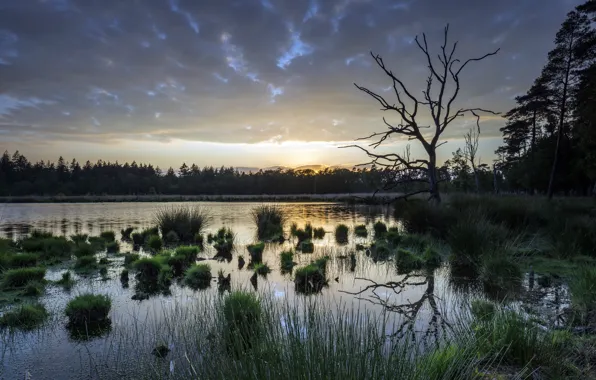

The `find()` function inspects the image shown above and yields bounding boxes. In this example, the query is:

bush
[373,221,387,236]
[570,267,596,324]
[335,224,349,244]
[155,206,212,243]
[65,293,111,325]
[106,241,119,254]
[121,227,134,240]
[222,291,262,355]
[99,231,116,243]
[184,263,212,289]
[9,253,38,268]
[2,267,46,289]
[252,205,286,241]
[124,253,140,266]
[0,303,48,330]
[253,263,271,276]
[247,242,265,263]
[354,224,368,237]
[313,227,325,239]
[74,255,97,270]
[280,250,295,271]
[299,240,314,253]
[147,235,163,252]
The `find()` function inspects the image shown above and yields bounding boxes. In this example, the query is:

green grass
[480,256,522,297]
[124,253,140,267]
[184,263,212,290]
[56,270,75,289]
[120,269,129,282]
[134,257,169,281]
[147,235,163,252]
[222,291,262,356]
[21,281,44,296]
[570,267,596,325]
[354,224,368,237]
[299,240,314,253]
[1,267,46,289]
[253,262,271,276]
[335,224,349,244]
[163,230,180,244]
[252,205,285,241]
[88,236,106,251]
[106,241,120,253]
[175,246,200,260]
[213,227,235,255]
[415,344,478,380]
[73,242,95,258]
[99,231,116,242]
[395,248,423,273]
[74,255,97,270]
[313,227,326,239]
[155,206,212,243]
[247,242,265,262]
[19,236,72,260]
[9,253,38,268]
[280,250,295,272]
[294,261,327,294]
[65,293,111,325]
[0,303,48,330]
[131,232,144,246]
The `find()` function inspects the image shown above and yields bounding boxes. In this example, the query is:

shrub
[299,240,314,253]
[9,253,38,268]
[147,235,163,252]
[99,231,116,243]
[252,205,285,241]
[65,293,111,325]
[0,303,48,330]
[222,291,262,355]
[373,221,387,236]
[155,206,211,243]
[253,263,271,276]
[184,263,212,289]
[313,227,325,239]
[570,267,596,324]
[73,242,95,258]
[2,267,46,289]
[335,224,349,244]
[124,253,140,266]
[280,250,295,271]
[106,241,119,254]
[247,242,265,263]
[354,224,368,237]
[294,264,326,294]
[120,227,134,240]
[74,255,97,270]
[57,271,75,289]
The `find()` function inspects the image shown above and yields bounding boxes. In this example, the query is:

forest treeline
[2,1,596,197]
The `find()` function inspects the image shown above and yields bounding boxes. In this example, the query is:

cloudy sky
[0,0,581,169]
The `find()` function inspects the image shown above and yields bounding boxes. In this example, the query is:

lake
[0,202,568,379]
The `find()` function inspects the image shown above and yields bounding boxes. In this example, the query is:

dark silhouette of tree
[347,25,498,203]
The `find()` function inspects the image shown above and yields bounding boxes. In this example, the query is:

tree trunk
[531,109,537,194]
[428,152,441,204]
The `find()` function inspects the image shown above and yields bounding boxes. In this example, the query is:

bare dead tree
[463,125,481,193]
[344,25,499,203]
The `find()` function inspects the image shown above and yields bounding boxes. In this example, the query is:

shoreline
[0,192,400,204]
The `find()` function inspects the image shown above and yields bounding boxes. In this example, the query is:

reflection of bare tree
[340,270,450,342]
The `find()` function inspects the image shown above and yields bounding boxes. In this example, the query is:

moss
[354,224,368,237]
[65,293,111,325]
[184,263,212,289]
[0,303,48,330]
[335,224,349,244]
[2,267,46,289]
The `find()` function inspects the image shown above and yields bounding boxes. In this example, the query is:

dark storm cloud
[0,0,582,147]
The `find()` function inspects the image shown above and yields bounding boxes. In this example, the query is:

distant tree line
[496,0,596,196]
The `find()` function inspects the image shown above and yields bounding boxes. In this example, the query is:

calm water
[0,202,567,379]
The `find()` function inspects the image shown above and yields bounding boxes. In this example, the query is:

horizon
[0,0,582,168]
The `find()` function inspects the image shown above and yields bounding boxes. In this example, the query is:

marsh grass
[73,242,96,258]
[1,267,46,289]
[106,241,120,254]
[19,235,72,261]
[74,255,97,270]
[134,256,169,281]
[247,242,264,263]
[252,205,285,241]
[294,257,329,294]
[0,303,48,330]
[395,248,423,273]
[313,227,326,239]
[65,293,111,325]
[354,224,368,237]
[56,270,75,289]
[88,236,106,251]
[131,232,144,247]
[480,256,522,297]
[155,206,212,243]
[184,263,212,290]
[21,280,44,296]
[373,220,387,236]
[9,253,38,268]
[569,267,596,325]
[213,227,235,256]
[100,231,116,242]
[124,253,140,267]
[335,224,349,244]
[280,250,295,272]
[121,227,134,240]
[299,240,314,253]
[253,262,272,276]
[147,235,163,252]
[222,291,262,356]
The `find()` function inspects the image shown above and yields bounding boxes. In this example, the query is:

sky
[0,0,583,170]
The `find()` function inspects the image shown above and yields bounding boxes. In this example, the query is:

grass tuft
[155,206,212,243]
[2,267,46,289]
[0,303,48,330]
[65,293,111,325]
[252,205,285,241]
[354,224,368,237]
[184,263,212,290]
[335,224,349,244]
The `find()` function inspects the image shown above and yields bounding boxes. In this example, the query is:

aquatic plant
[313,227,326,239]
[253,262,271,276]
[294,262,327,294]
[73,242,95,258]
[98,257,109,265]
[20,236,72,260]
[299,240,314,253]
[155,206,212,242]
[395,199,455,238]
[373,220,387,236]
[120,269,129,283]
[100,231,116,243]
[415,344,478,380]
[0,303,48,330]
[120,227,134,240]
[395,248,423,273]
[570,267,596,324]
[106,241,120,254]
[222,291,262,355]
[163,230,179,245]
[124,253,140,267]
[335,224,349,244]
[184,263,212,290]
[213,228,235,256]
[247,242,264,263]
[147,235,163,252]
[65,293,111,325]
[175,245,200,261]
[99,266,108,278]
[354,224,368,237]
[447,218,507,267]
[280,250,295,271]
[9,253,38,268]
[422,247,442,268]
[131,233,144,247]
[22,281,44,296]
[134,257,167,280]
[74,255,97,270]
[56,270,75,289]
[1,267,46,289]
[70,234,89,244]
[470,299,496,322]
[88,236,106,251]
[386,228,401,246]
[480,256,522,296]
[252,205,285,241]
